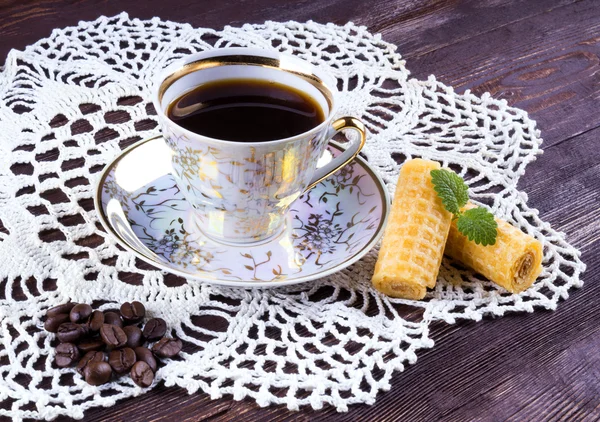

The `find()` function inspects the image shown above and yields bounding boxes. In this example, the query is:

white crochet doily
[0,13,586,421]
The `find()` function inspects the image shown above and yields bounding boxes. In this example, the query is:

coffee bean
[44,313,70,333]
[79,323,90,337]
[142,318,166,340]
[123,325,144,348]
[55,343,80,368]
[87,310,105,332]
[120,301,145,324]
[152,337,182,358]
[69,303,93,323]
[134,347,157,372]
[77,351,106,375]
[104,311,123,328]
[130,361,154,388]
[78,337,105,353]
[100,324,127,348]
[57,322,85,343]
[109,347,137,373]
[84,361,112,385]
[46,302,76,318]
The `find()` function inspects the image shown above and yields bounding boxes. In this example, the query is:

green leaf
[430,169,469,215]
[456,207,498,246]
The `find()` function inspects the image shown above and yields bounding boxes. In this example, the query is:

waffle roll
[445,203,543,293]
[372,159,453,299]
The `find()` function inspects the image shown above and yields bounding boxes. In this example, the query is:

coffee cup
[152,47,366,244]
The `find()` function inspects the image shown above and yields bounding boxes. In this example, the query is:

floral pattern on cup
[162,124,329,243]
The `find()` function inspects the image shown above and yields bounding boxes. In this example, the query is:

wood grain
[406,0,600,146]
[0,0,598,421]
[0,0,579,66]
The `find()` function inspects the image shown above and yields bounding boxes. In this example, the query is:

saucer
[95,135,389,288]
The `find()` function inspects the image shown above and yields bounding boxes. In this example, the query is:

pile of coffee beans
[44,301,182,387]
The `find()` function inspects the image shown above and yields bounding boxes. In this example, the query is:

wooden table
[1,0,598,420]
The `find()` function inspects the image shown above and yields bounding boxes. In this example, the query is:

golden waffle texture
[445,203,543,293]
[372,159,452,299]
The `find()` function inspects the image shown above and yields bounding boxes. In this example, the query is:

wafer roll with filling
[444,203,543,293]
[372,159,453,299]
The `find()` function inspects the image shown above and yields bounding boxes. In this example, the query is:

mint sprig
[430,169,498,246]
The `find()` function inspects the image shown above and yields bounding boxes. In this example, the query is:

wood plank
[371,0,577,59]
[518,132,600,252]
[0,0,575,69]
[405,0,600,146]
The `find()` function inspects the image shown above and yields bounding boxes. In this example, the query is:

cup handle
[304,116,367,192]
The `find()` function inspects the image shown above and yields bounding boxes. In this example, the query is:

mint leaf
[429,167,498,246]
[430,169,469,215]
[456,207,498,246]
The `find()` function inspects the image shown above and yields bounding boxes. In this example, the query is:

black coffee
[167,78,325,142]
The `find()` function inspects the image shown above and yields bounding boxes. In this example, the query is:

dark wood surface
[1,0,599,421]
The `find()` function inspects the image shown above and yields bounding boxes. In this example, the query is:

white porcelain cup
[152,48,366,244]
